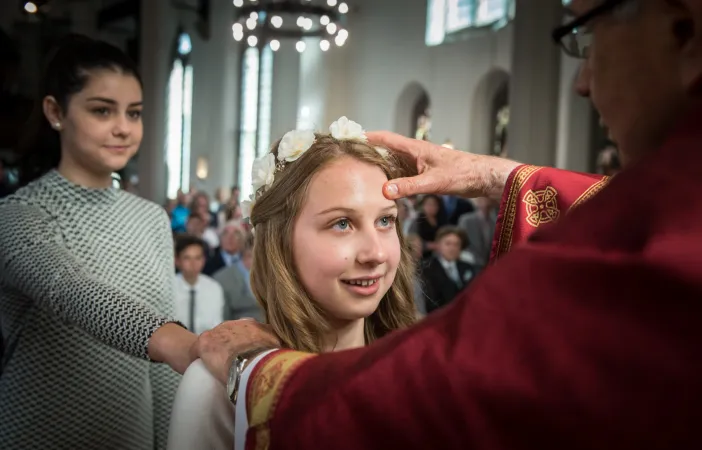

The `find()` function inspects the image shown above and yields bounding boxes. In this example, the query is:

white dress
[168,350,277,450]
[167,360,236,450]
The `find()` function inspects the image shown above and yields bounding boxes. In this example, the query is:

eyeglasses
[551,0,627,58]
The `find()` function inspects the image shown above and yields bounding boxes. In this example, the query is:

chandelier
[232,0,350,52]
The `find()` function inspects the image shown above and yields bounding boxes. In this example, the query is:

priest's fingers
[366,131,422,160]
[383,173,453,200]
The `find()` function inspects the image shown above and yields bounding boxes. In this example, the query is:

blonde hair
[250,134,417,352]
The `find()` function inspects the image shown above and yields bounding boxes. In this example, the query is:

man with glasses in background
[190,1,702,448]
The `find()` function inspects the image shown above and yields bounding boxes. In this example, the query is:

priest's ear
[672,0,702,94]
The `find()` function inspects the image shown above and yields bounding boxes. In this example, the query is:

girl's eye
[378,215,397,228]
[333,219,350,231]
[128,110,142,119]
[93,108,110,116]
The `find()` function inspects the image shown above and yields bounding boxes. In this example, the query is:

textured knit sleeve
[150,211,183,450]
[0,202,174,359]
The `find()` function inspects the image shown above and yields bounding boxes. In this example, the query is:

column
[70,1,97,38]
[507,0,563,166]
[270,41,301,139]
[138,0,173,204]
[0,2,20,31]
[186,0,241,196]
[555,56,593,171]
[297,37,350,131]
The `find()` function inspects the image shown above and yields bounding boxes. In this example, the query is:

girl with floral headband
[167,117,418,449]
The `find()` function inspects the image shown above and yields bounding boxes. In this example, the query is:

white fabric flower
[251,153,276,193]
[240,197,253,220]
[330,116,367,141]
[278,130,316,162]
[374,146,389,158]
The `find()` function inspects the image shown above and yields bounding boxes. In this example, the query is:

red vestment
[245,109,702,449]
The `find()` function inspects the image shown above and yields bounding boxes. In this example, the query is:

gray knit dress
[0,170,181,449]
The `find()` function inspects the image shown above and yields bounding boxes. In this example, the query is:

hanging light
[337,29,349,40]
[233,23,244,41]
[232,0,351,52]
[248,35,258,47]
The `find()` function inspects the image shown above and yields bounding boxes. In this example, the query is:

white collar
[177,273,202,290]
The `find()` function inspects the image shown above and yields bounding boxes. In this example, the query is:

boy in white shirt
[173,234,225,334]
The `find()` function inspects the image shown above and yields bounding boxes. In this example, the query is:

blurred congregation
[167,182,498,324]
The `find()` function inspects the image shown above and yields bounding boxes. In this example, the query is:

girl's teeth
[348,279,377,287]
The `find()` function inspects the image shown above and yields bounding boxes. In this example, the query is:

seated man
[173,235,225,334]
[422,226,478,313]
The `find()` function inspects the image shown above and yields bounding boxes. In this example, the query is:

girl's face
[292,157,401,323]
[46,69,143,180]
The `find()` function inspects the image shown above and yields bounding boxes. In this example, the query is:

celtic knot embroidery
[523,186,560,227]
[250,359,284,408]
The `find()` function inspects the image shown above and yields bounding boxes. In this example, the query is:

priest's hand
[367,131,520,200]
[190,319,280,385]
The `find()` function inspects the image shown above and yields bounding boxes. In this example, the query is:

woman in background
[0,35,200,449]
[413,193,448,258]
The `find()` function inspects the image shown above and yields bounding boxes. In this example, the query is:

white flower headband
[241,116,388,221]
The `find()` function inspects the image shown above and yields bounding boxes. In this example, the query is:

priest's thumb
[383,175,434,200]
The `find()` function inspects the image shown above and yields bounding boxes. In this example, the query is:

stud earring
[54,123,61,130]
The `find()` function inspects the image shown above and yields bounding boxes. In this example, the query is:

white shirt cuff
[234,349,278,450]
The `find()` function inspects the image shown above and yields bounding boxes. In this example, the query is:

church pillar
[138,0,173,204]
[507,0,563,166]
[200,0,239,197]
[0,2,20,31]
[70,1,98,39]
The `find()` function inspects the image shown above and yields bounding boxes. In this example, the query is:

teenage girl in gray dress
[0,35,197,449]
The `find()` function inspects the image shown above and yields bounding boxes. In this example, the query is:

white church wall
[295,0,515,154]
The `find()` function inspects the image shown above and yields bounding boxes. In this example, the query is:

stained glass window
[426,0,510,46]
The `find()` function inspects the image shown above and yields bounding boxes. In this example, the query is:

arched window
[237,45,274,200]
[165,30,194,199]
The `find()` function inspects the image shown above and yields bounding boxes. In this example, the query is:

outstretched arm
[239,242,694,449]
[492,165,609,259]
[365,132,609,260]
[0,202,196,372]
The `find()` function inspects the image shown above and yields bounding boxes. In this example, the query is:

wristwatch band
[227,347,271,404]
